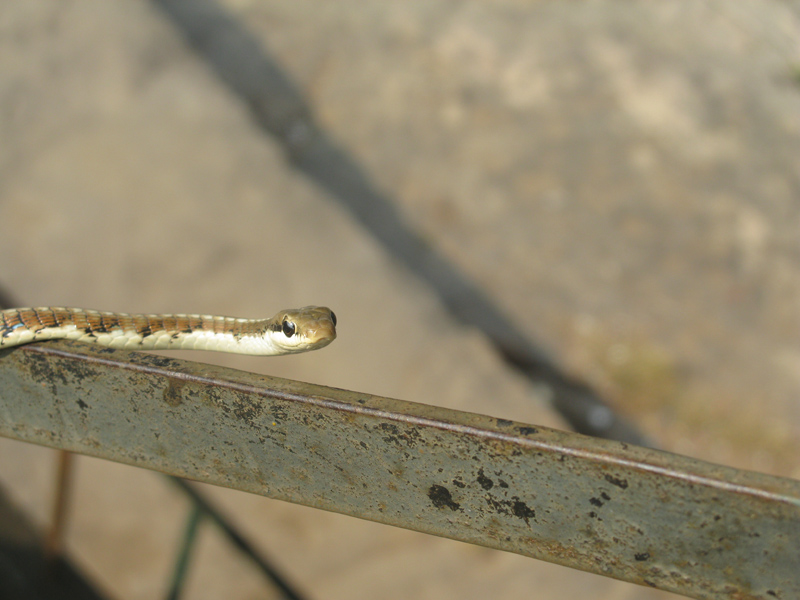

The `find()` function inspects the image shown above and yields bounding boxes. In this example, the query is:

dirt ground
[1,1,798,599]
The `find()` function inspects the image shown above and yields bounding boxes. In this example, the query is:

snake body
[0,306,337,356]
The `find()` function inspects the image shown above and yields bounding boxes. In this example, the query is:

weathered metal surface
[0,341,798,600]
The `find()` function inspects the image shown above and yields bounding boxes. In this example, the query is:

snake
[0,306,337,356]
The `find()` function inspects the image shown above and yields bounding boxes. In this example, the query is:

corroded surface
[1,340,797,600]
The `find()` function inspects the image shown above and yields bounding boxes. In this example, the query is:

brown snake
[0,306,337,356]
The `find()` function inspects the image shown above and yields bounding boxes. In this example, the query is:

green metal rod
[166,504,202,600]
[168,478,307,600]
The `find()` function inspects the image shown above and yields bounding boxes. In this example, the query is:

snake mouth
[304,332,336,349]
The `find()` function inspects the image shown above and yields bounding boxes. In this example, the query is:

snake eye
[330,311,337,326]
[282,319,296,338]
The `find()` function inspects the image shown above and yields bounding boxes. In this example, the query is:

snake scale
[0,306,337,356]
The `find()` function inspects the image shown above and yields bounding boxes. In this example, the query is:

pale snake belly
[0,306,337,356]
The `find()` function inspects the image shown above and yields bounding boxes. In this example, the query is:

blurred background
[0,1,798,599]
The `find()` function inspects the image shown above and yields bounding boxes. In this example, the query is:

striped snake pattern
[0,306,337,356]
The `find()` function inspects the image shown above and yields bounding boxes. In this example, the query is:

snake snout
[293,306,336,348]
[305,320,337,345]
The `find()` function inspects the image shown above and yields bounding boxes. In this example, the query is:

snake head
[270,306,337,354]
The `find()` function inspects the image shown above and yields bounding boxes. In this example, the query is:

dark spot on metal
[485,495,536,525]
[145,355,182,369]
[517,426,538,435]
[377,421,421,448]
[767,590,777,597]
[590,497,603,507]
[452,478,466,488]
[601,491,610,501]
[359,441,368,449]
[76,398,88,410]
[496,418,512,427]
[428,485,460,511]
[714,515,721,521]
[477,468,494,490]
[25,351,69,392]
[498,479,509,488]
[163,380,184,407]
[604,474,629,489]
[589,511,597,518]
[231,393,263,424]
[511,499,535,524]
[635,552,651,562]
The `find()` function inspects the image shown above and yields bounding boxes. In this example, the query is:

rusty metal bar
[0,341,798,600]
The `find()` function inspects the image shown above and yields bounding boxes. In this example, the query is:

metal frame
[1,340,798,600]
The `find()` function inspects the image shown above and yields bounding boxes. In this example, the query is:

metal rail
[0,340,798,600]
